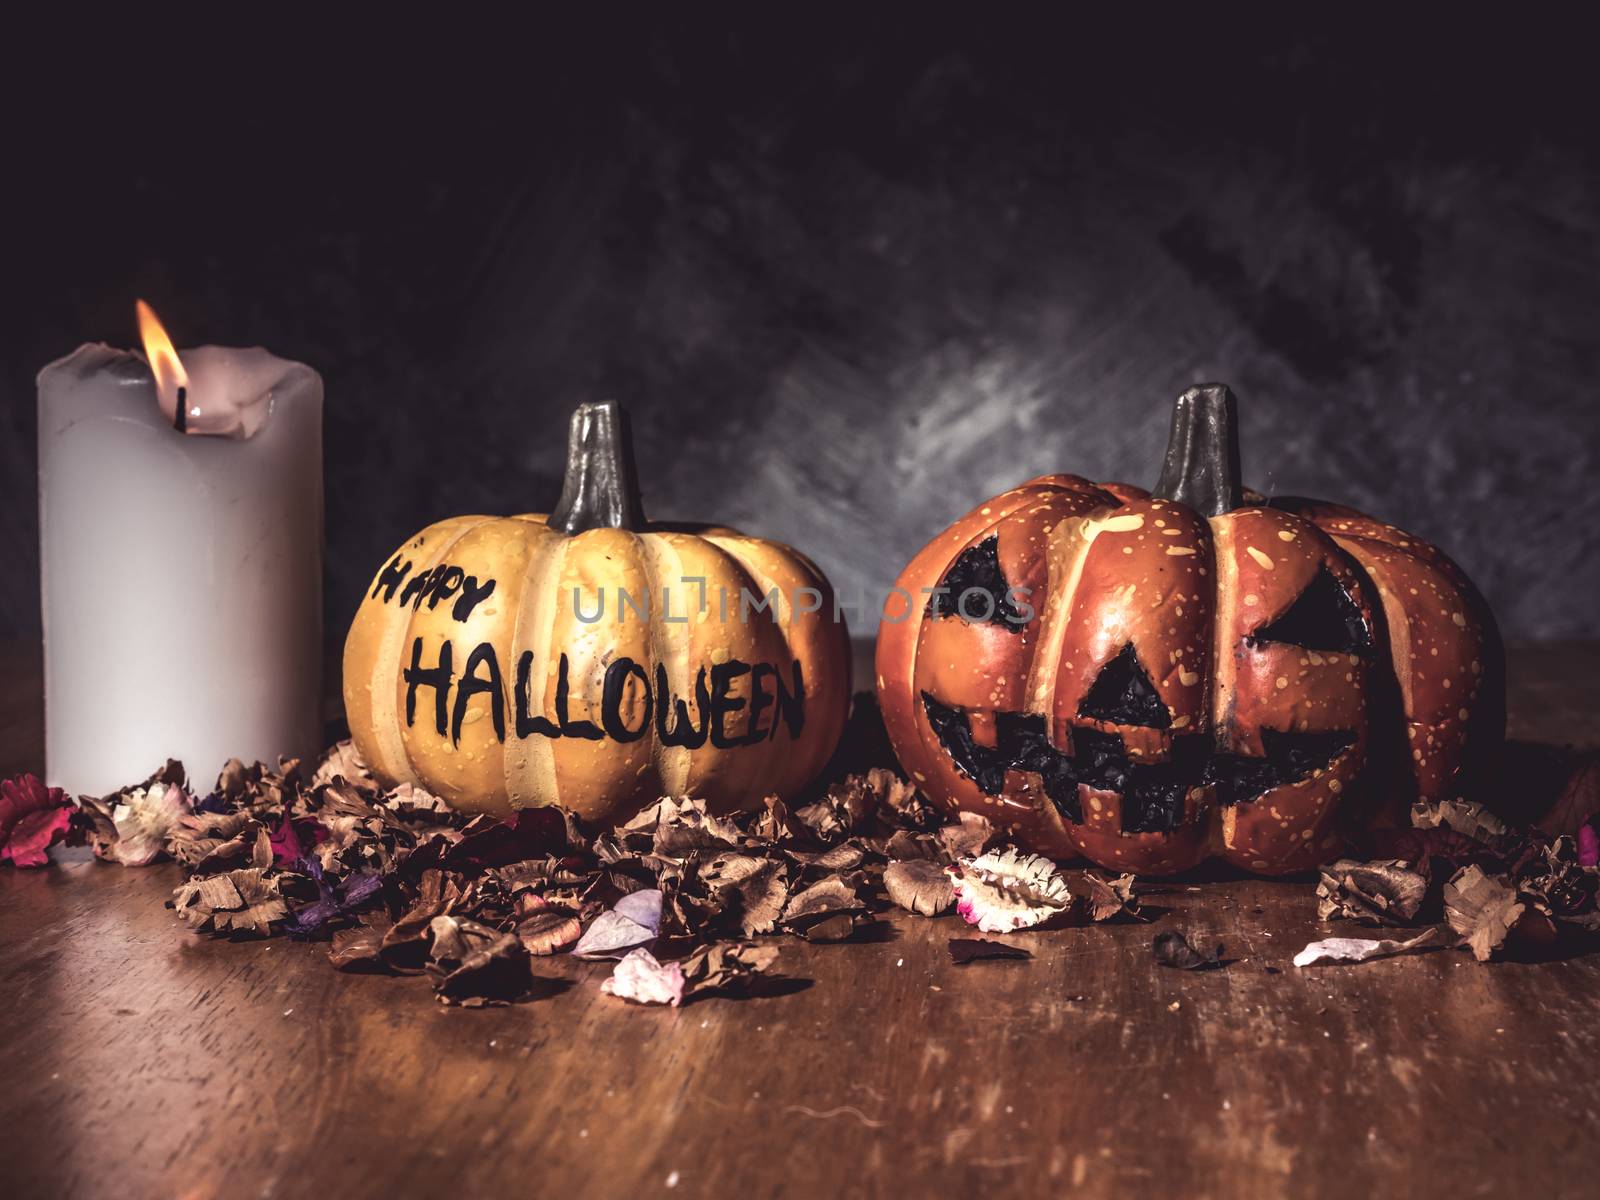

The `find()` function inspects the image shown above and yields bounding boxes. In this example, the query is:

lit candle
[37,303,323,797]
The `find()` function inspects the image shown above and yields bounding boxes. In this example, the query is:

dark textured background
[5,14,1597,643]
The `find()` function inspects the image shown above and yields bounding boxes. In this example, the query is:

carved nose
[1078,643,1169,728]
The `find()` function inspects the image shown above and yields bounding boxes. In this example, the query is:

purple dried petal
[613,888,662,933]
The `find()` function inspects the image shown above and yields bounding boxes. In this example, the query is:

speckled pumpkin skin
[876,476,1503,876]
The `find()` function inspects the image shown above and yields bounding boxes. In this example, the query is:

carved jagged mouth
[920,693,1354,835]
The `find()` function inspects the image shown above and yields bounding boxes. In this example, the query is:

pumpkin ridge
[502,526,570,812]
[365,515,496,790]
[701,532,829,802]
[1025,507,1112,721]
[638,531,698,800]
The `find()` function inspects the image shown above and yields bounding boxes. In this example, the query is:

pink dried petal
[107,781,191,866]
[948,847,1073,933]
[1578,823,1599,869]
[601,948,685,1006]
[0,774,73,868]
[270,812,309,866]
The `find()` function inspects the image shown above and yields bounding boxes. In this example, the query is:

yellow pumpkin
[343,402,851,820]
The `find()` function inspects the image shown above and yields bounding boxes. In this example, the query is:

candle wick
[175,385,188,434]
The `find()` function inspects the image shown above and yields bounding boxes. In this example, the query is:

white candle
[37,305,323,797]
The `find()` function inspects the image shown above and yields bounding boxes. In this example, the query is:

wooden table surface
[3,642,1598,1200]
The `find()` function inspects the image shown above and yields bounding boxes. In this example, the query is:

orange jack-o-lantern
[876,385,1504,876]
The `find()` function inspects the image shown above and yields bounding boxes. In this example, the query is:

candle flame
[136,300,191,430]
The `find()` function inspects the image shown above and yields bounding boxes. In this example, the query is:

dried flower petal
[602,948,686,1006]
[949,847,1071,933]
[382,782,451,818]
[442,808,567,871]
[866,768,939,828]
[287,860,383,937]
[781,874,867,940]
[574,890,662,959]
[1153,930,1223,970]
[1579,823,1600,869]
[1293,926,1447,967]
[623,796,740,858]
[785,842,867,876]
[1082,872,1142,922]
[515,897,582,955]
[172,867,288,935]
[948,938,1031,964]
[0,775,72,868]
[1413,799,1508,844]
[311,739,378,791]
[428,915,536,1005]
[883,858,955,916]
[108,781,193,866]
[793,776,878,844]
[1316,859,1429,926]
[1444,865,1525,961]
[938,812,998,862]
[680,941,779,996]
[330,914,393,970]
[702,853,790,937]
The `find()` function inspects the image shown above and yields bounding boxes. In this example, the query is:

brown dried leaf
[793,774,879,843]
[428,915,536,1005]
[311,739,378,791]
[781,874,866,940]
[172,867,288,935]
[624,797,740,858]
[382,781,451,817]
[884,858,955,917]
[1082,871,1142,922]
[213,758,302,817]
[680,940,780,997]
[863,767,933,824]
[330,914,393,969]
[938,812,998,862]
[785,841,867,876]
[748,794,801,844]
[883,830,943,862]
[514,897,583,955]
[1414,799,1509,844]
[702,853,790,937]
[191,818,273,876]
[1316,859,1429,926]
[948,938,1031,964]
[169,810,253,867]
[381,869,467,971]
[1444,865,1524,961]
[1153,930,1223,970]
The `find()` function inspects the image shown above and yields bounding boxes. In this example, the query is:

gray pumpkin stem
[549,401,646,535]
[1151,383,1244,517]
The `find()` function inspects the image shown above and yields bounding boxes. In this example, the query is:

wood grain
[2,642,1598,1199]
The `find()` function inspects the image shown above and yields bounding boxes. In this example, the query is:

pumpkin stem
[1151,383,1243,517]
[549,400,646,535]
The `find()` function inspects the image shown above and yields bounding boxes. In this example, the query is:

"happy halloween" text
[403,639,807,749]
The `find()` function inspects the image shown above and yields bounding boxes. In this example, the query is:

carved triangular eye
[1078,643,1170,728]
[927,536,1024,631]
[1250,566,1372,654]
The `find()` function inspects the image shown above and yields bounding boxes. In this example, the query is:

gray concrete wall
[4,17,1595,643]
